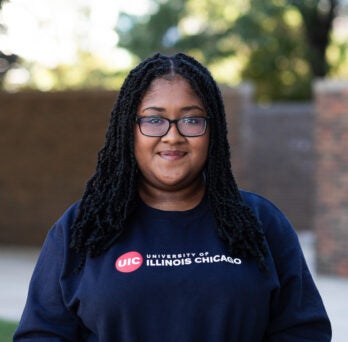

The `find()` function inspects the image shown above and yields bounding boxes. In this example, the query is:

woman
[14,53,331,341]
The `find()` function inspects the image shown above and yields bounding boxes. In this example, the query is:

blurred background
[0,0,348,339]
[1,0,348,278]
[1,0,348,99]
[2,0,347,265]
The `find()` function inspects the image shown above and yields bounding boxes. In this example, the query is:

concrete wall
[242,103,315,232]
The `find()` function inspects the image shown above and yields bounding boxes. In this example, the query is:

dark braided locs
[70,52,267,269]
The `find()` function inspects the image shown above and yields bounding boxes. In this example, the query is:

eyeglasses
[135,116,210,137]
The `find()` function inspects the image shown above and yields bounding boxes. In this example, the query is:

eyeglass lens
[138,117,208,137]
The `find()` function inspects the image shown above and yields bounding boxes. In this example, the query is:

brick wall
[0,87,245,245]
[314,80,348,277]
[0,91,115,245]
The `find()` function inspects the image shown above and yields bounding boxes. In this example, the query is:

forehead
[139,76,202,106]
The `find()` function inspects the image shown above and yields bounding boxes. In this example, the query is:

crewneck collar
[137,192,209,220]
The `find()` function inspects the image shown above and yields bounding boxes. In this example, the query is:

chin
[159,180,186,189]
[158,176,197,190]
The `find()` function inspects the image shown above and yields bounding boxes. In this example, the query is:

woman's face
[134,76,210,192]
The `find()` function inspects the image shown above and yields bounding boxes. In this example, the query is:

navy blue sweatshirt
[14,191,331,341]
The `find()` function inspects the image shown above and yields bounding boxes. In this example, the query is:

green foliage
[0,319,18,342]
[235,1,313,101]
[117,0,242,65]
[0,0,8,9]
[289,0,339,76]
[1,0,341,96]
[117,0,187,59]
[3,51,129,92]
[116,0,342,101]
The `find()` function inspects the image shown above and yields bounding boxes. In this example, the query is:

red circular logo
[115,251,143,273]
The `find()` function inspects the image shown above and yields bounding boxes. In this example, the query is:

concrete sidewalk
[1,232,348,341]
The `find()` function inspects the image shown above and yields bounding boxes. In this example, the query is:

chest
[74,217,277,335]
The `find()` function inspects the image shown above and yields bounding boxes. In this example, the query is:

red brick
[314,79,348,277]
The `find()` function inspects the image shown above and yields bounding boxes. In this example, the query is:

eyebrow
[142,105,205,113]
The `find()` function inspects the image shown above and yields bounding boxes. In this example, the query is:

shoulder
[239,190,299,248]
[240,191,305,277]
[30,202,81,275]
[45,201,81,244]
[55,201,81,227]
[240,190,287,223]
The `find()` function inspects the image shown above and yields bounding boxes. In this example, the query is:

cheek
[134,128,145,164]
[134,128,157,165]
[192,135,210,162]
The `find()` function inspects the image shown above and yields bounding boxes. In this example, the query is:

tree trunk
[293,0,339,77]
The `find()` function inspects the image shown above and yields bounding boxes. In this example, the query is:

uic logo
[115,251,143,273]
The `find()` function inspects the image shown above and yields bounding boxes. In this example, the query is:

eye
[143,117,166,125]
[182,117,201,125]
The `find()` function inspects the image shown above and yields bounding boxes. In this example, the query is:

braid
[172,53,267,268]
[70,52,267,269]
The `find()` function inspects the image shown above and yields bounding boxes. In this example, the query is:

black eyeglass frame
[135,116,211,137]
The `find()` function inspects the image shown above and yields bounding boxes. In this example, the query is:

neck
[138,176,206,211]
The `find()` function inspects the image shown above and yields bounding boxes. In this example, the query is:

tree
[116,0,343,101]
[290,0,339,77]
[233,1,313,100]
[117,0,187,60]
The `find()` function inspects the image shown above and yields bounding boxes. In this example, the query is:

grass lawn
[0,319,18,341]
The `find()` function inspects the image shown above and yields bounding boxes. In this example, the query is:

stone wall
[314,80,348,277]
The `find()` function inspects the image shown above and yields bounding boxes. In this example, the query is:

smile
[158,150,187,161]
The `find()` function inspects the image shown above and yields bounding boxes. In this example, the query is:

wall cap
[314,78,348,93]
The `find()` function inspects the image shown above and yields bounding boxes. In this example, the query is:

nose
[161,122,185,143]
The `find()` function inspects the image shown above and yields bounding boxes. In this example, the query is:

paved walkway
[1,232,348,341]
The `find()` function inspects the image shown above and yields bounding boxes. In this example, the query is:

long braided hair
[70,52,267,268]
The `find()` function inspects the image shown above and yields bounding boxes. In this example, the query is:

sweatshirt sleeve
[13,204,87,341]
[250,194,332,341]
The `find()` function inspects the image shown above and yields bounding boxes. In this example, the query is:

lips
[158,150,187,161]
